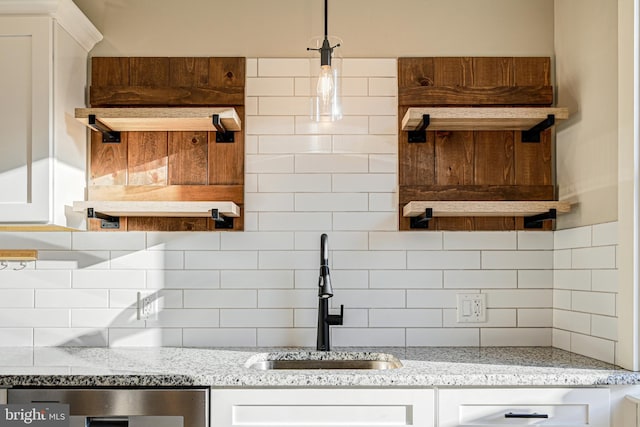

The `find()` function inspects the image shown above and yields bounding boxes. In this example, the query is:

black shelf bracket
[410,208,433,229]
[408,114,430,143]
[211,208,234,229]
[87,208,120,229]
[88,114,121,143]
[213,114,235,143]
[524,208,557,229]
[521,114,555,143]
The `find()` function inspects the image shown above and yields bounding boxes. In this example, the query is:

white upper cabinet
[0,0,101,227]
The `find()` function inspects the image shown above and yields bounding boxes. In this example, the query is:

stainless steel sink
[246,352,402,370]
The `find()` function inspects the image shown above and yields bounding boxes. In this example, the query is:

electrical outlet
[456,293,486,323]
[137,292,158,320]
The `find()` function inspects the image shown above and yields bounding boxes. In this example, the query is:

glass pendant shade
[308,35,343,122]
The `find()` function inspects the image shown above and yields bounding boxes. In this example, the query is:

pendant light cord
[324,0,328,39]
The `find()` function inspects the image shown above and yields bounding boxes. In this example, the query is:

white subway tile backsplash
[246,116,295,135]
[517,231,554,250]
[341,97,396,116]
[259,135,332,154]
[368,115,397,135]
[0,329,32,347]
[245,97,258,117]
[342,59,397,77]
[221,270,293,289]
[408,251,480,270]
[35,251,110,270]
[73,270,145,289]
[109,328,182,347]
[444,232,516,250]
[146,309,219,327]
[184,290,257,308]
[244,213,259,232]
[332,289,406,308]
[481,328,551,346]
[553,289,571,310]
[257,328,316,347]
[553,249,572,269]
[570,333,615,364]
[34,328,107,347]
[221,309,292,327]
[369,78,397,96]
[554,226,592,250]
[146,270,220,289]
[333,250,406,270]
[592,222,618,246]
[332,135,396,154]
[332,328,405,346]
[369,193,396,212]
[258,289,316,308]
[443,308,516,328]
[0,232,72,250]
[185,251,258,270]
[221,232,294,250]
[571,290,616,316]
[245,174,258,192]
[369,154,396,173]
[342,78,369,96]
[294,308,368,327]
[258,58,309,77]
[35,289,108,308]
[485,289,552,308]
[444,270,517,289]
[259,251,318,269]
[407,290,473,308]
[73,232,145,251]
[293,270,369,289]
[517,308,553,327]
[246,58,257,77]
[246,154,295,173]
[591,269,618,292]
[552,328,571,351]
[0,309,69,327]
[258,97,309,116]
[109,290,182,309]
[406,328,479,346]
[296,116,370,135]
[370,232,442,250]
[111,250,184,270]
[183,328,257,347]
[572,246,616,269]
[0,270,70,289]
[333,213,396,231]
[553,269,590,290]
[591,314,617,341]
[71,309,141,328]
[482,251,552,270]
[0,290,33,307]
[294,77,311,96]
[370,309,441,327]
[246,77,294,96]
[370,270,442,289]
[295,154,369,173]
[245,193,295,212]
[518,270,553,288]
[294,232,368,250]
[332,174,396,192]
[553,309,590,335]
[259,173,331,192]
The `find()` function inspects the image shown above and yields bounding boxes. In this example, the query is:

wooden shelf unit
[72,201,240,218]
[403,201,571,217]
[401,107,569,132]
[75,107,241,132]
[0,250,38,261]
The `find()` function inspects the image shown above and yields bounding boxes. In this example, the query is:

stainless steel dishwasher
[7,389,208,427]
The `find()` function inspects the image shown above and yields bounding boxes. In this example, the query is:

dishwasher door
[7,389,209,427]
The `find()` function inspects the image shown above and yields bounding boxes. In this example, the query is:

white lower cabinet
[211,388,435,427]
[438,388,610,427]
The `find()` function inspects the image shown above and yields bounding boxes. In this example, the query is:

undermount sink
[246,352,403,371]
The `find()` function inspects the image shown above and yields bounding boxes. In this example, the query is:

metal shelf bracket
[521,114,555,143]
[410,208,433,229]
[408,114,430,143]
[524,208,557,229]
[87,208,120,229]
[213,114,235,143]
[211,208,234,229]
[88,114,121,143]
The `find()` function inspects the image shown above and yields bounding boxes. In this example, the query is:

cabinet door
[0,17,52,222]
[212,388,434,427]
[439,387,610,427]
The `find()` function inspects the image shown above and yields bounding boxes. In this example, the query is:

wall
[554,0,619,228]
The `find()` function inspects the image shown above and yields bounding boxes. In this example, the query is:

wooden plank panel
[515,129,552,186]
[88,185,244,203]
[398,86,554,106]
[209,107,244,185]
[208,57,246,89]
[127,217,208,231]
[91,57,129,87]
[435,131,474,185]
[471,57,514,87]
[168,132,208,185]
[514,57,551,86]
[474,131,515,185]
[89,131,128,186]
[90,86,244,107]
[169,57,210,87]
[399,185,554,204]
[130,57,170,86]
[397,57,434,88]
[127,132,168,185]
[433,57,472,86]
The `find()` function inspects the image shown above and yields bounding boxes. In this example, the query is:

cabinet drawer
[212,388,434,427]
[439,388,609,427]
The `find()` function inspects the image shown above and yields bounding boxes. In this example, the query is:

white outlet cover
[456,293,487,323]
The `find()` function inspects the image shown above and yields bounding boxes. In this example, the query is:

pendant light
[307,0,342,122]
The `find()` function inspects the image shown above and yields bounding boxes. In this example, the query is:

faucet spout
[316,233,343,351]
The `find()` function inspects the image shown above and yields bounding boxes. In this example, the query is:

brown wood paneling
[515,130,552,186]
[168,132,209,185]
[209,107,244,185]
[89,132,128,186]
[88,185,244,203]
[399,86,553,106]
[398,57,435,89]
[435,131,474,185]
[90,86,244,107]
[399,185,555,204]
[474,131,515,185]
[169,57,210,87]
[130,57,170,86]
[127,132,168,185]
[91,57,129,87]
[208,57,246,88]
[471,57,514,86]
[433,57,472,86]
[514,57,551,86]
[126,217,208,231]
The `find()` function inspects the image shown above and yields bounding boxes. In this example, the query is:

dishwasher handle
[86,417,128,427]
[505,412,549,419]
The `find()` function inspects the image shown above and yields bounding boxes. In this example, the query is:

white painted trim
[0,0,102,52]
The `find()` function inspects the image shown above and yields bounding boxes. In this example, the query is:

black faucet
[317,233,344,351]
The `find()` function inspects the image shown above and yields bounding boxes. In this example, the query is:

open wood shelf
[75,107,241,132]
[401,107,569,132]
[403,201,571,217]
[72,201,240,218]
[0,250,38,261]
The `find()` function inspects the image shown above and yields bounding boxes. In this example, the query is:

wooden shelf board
[75,107,241,132]
[403,201,571,217]
[0,250,38,261]
[73,201,240,218]
[401,107,569,131]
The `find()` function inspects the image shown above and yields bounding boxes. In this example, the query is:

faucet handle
[327,304,344,326]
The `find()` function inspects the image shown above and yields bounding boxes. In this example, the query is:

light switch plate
[456,293,487,323]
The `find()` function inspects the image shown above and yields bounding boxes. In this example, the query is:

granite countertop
[0,347,639,387]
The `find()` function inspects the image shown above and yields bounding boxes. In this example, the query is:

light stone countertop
[0,347,638,387]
